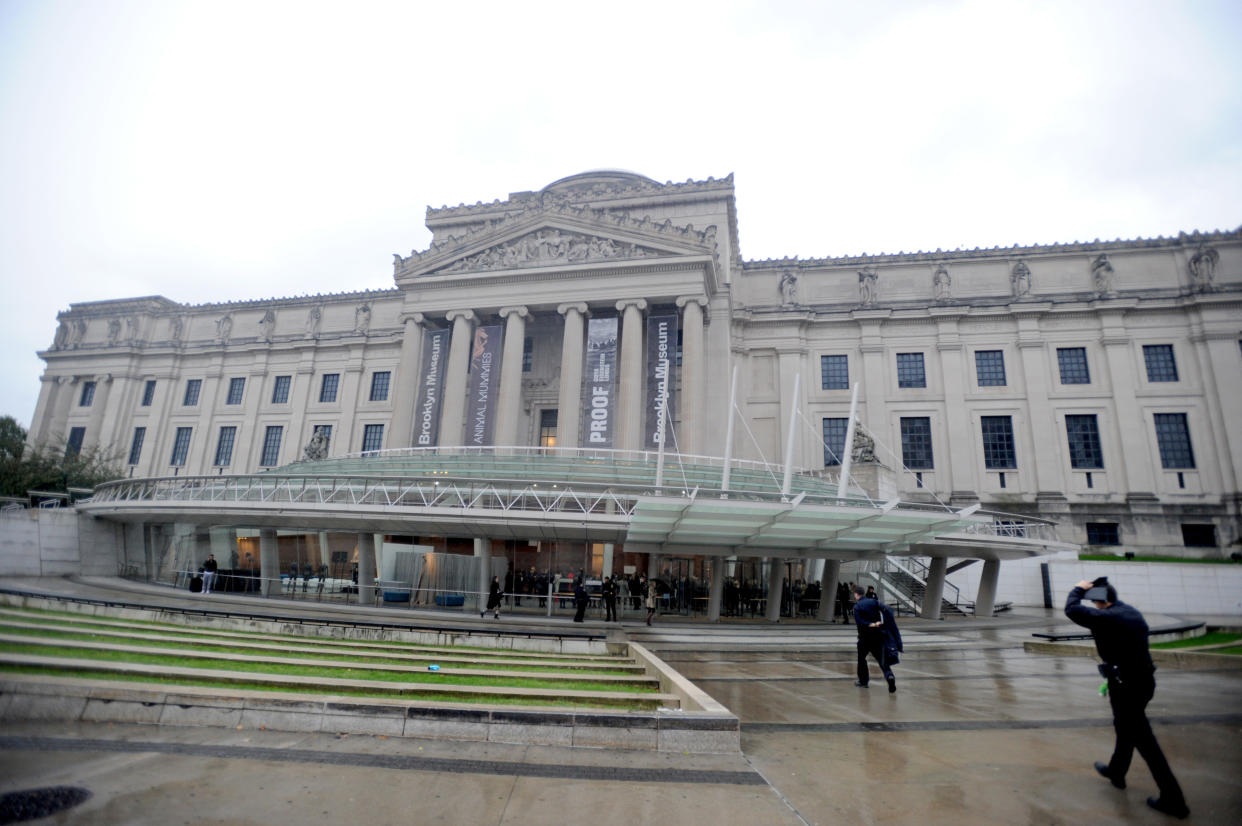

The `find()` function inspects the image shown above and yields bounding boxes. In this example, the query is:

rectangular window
[319,373,339,403]
[522,337,533,373]
[369,371,391,402]
[1181,523,1217,547]
[312,424,332,454]
[980,415,1016,469]
[226,377,245,405]
[822,417,848,466]
[79,381,96,407]
[1086,523,1120,546]
[1153,413,1195,469]
[169,427,192,466]
[66,426,86,456]
[1143,344,1178,382]
[127,427,146,465]
[141,380,156,406]
[820,355,848,390]
[1056,347,1090,384]
[271,375,291,404]
[975,350,1007,386]
[259,425,283,467]
[900,417,934,470]
[896,353,926,388]
[361,424,384,455]
[214,426,237,467]
[1065,414,1104,469]
[539,409,558,448]
[183,379,202,406]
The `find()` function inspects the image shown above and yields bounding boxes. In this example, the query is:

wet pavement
[1,577,1240,824]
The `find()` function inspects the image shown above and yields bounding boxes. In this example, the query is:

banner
[584,316,618,448]
[465,324,503,446]
[414,328,449,446]
[643,312,678,449]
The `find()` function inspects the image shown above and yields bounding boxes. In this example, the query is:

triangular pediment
[394,201,718,281]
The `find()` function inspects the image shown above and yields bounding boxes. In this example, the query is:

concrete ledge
[1024,640,1242,669]
[0,675,741,753]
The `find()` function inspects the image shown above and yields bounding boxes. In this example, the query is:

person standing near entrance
[645,577,658,626]
[200,554,218,595]
[602,575,618,622]
[852,583,901,693]
[483,575,502,619]
[1066,577,1189,819]
[572,575,589,623]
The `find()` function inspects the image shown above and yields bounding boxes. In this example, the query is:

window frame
[259,425,283,467]
[822,417,848,467]
[141,380,156,407]
[361,423,384,455]
[1142,344,1179,382]
[1065,414,1104,469]
[820,355,849,390]
[226,377,245,405]
[974,350,1007,387]
[169,427,193,466]
[183,379,202,407]
[369,371,391,402]
[214,426,237,467]
[1085,522,1120,546]
[1153,412,1195,469]
[980,415,1017,469]
[78,381,96,407]
[66,426,86,456]
[899,416,934,470]
[319,373,339,403]
[127,427,146,466]
[896,353,926,389]
[1056,347,1090,385]
[271,375,292,404]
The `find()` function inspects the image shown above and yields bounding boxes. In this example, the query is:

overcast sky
[1,0,1239,429]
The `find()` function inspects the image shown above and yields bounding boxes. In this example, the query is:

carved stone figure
[125,315,140,343]
[851,429,877,463]
[933,264,952,302]
[1091,253,1115,295]
[258,309,275,342]
[107,318,121,346]
[169,315,184,343]
[858,267,878,306]
[305,306,322,338]
[779,271,798,306]
[354,303,371,335]
[303,429,329,461]
[1010,260,1032,298]
[1188,244,1219,292]
[216,313,233,344]
[52,320,69,350]
[71,319,86,348]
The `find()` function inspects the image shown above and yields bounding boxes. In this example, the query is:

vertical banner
[466,324,503,446]
[414,328,449,446]
[585,317,618,448]
[644,312,678,449]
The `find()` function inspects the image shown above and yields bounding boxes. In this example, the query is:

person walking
[1066,577,1189,819]
[483,575,502,619]
[645,577,658,626]
[602,575,618,622]
[200,554,218,595]
[852,583,901,693]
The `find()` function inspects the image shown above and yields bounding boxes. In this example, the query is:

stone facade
[28,171,1242,557]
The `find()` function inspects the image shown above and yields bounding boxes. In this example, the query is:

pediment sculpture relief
[1188,244,1218,292]
[439,229,664,273]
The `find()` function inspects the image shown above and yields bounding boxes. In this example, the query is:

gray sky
[1,0,1239,429]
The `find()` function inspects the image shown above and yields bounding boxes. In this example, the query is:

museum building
[25,171,1241,610]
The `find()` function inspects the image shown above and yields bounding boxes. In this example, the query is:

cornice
[425,174,735,221]
[59,289,402,319]
[740,227,1242,269]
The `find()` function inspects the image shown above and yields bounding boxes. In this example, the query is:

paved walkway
[1,577,1240,824]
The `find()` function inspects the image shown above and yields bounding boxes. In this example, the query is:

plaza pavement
[1,576,1239,825]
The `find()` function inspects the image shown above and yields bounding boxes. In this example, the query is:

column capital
[93,374,114,384]
[499,305,530,320]
[615,298,648,314]
[445,309,477,324]
[557,302,589,317]
[399,312,425,326]
[675,295,708,310]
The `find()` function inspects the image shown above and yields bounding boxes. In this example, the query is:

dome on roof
[541,170,658,192]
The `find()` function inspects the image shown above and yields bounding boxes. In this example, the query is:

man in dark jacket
[602,575,618,622]
[572,576,589,623]
[1066,577,1189,819]
[852,583,902,693]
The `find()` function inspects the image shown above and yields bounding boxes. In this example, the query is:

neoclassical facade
[29,171,1242,557]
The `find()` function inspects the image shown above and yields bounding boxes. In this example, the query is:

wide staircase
[869,558,970,618]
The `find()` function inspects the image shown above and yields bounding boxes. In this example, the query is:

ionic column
[676,297,707,456]
[259,528,279,597]
[495,306,530,449]
[556,303,588,450]
[974,559,1001,618]
[921,556,948,620]
[765,557,785,622]
[819,559,841,623]
[388,313,425,449]
[356,533,376,606]
[615,299,648,451]
[83,375,113,451]
[439,310,477,447]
